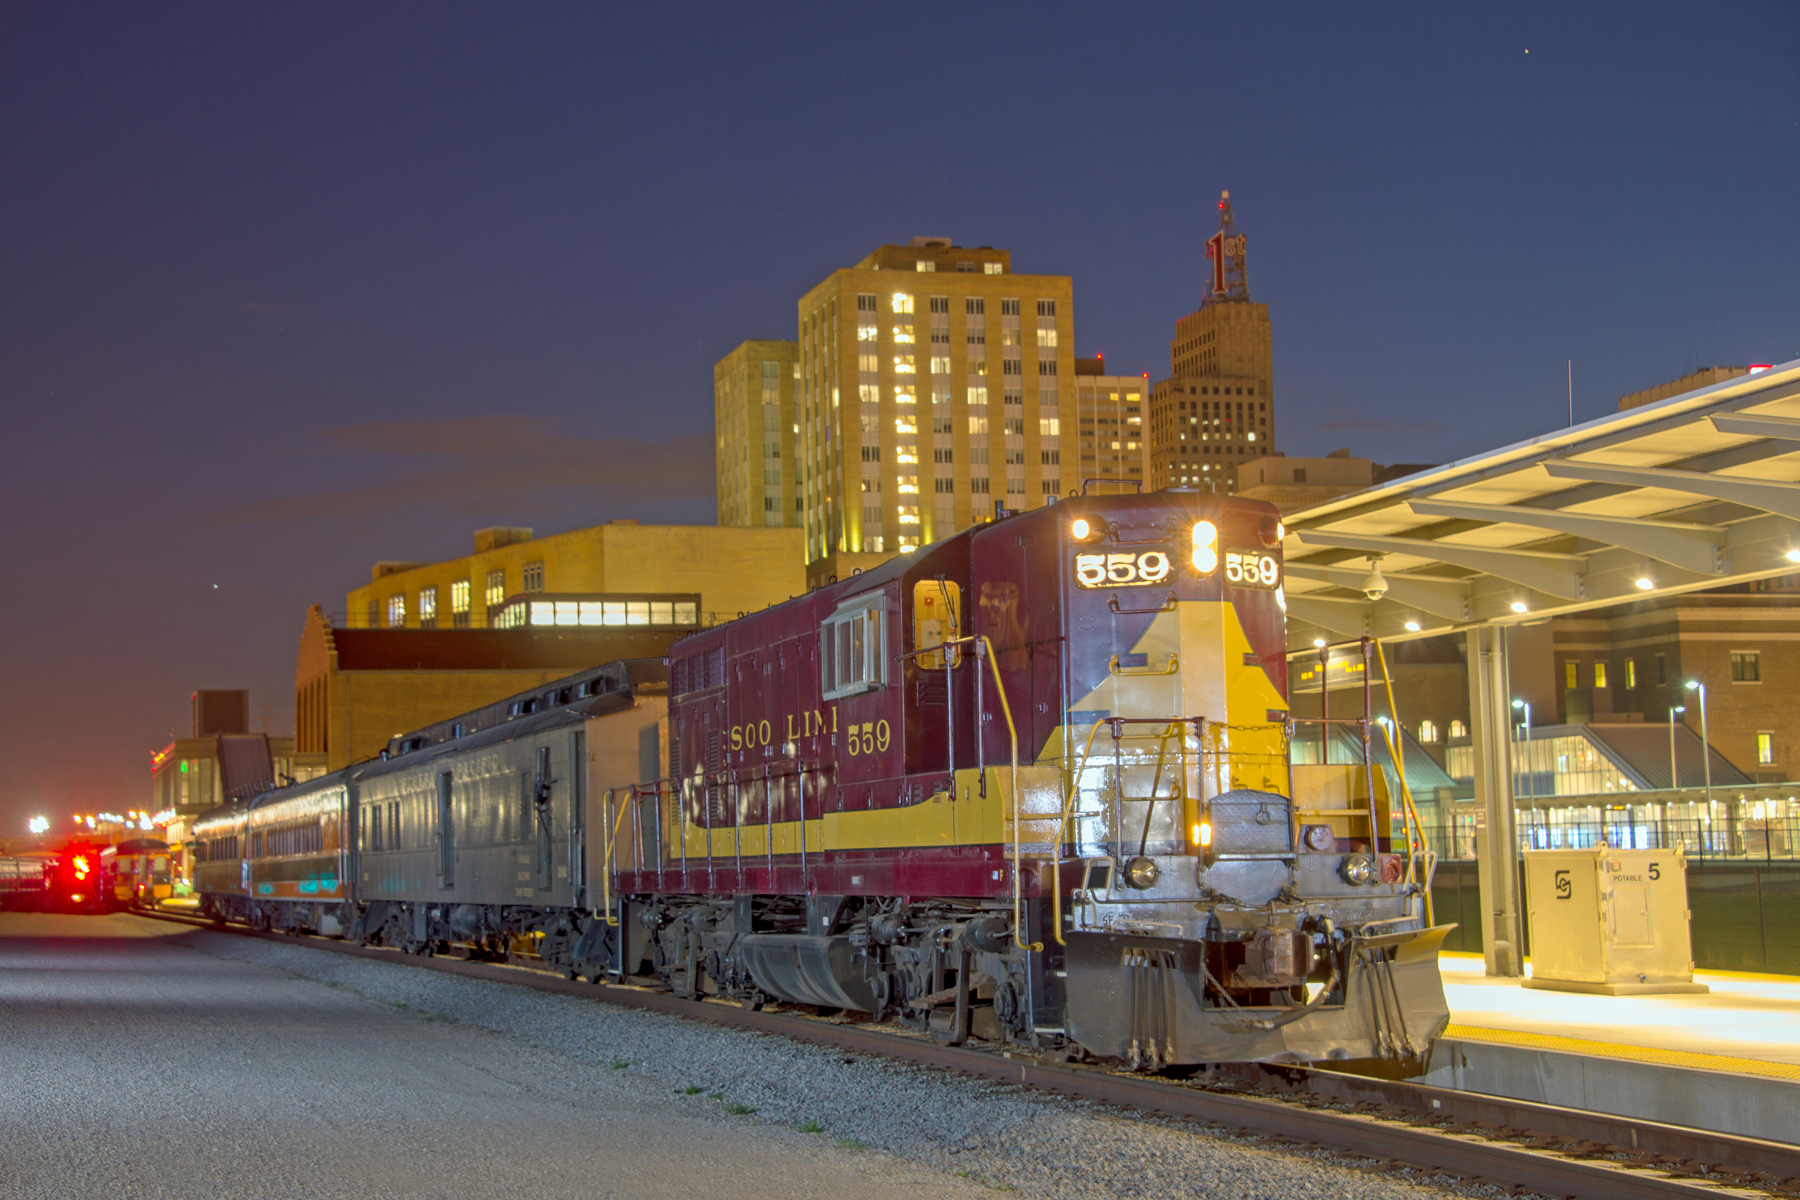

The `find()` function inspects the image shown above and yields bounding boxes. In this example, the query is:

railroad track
[144,909,1793,1199]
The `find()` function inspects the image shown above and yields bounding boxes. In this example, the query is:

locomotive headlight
[1339,853,1376,886]
[1070,516,1104,543]
[1191,821,1213,848]
[1191,520,1217,549]
[1190,521,1218,573]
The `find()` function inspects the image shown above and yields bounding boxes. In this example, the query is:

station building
[317,521,804,772]
[343,521,803,631]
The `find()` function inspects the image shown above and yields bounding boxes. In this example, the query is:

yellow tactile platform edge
[1442,1023,1800,1083]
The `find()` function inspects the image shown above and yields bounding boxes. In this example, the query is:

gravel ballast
[165,920,1539,1200]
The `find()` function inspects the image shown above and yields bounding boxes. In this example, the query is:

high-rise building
[1149,192,1275,492]
[715,339,801,527]
[1071,357,1150,490]
[793,238,1074,580]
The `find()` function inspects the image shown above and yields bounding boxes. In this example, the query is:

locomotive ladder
[901,633,1041,958]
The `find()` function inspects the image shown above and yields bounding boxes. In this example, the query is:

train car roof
[381,656,667,760]
[355,703,586,784]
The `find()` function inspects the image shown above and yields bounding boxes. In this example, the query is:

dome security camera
[1361,558,1387,602]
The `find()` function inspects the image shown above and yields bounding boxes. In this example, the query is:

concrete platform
[1429,952,1800,1143]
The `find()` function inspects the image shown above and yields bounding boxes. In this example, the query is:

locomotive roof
[666,489,1280,652]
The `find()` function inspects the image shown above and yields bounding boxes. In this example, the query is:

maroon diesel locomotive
[594,488,1450,1067]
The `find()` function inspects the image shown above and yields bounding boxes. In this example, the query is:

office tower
[715,339,802,527]
[1149,192,1275,492]
[1072,357,1150,490]
[794,238,1074,575]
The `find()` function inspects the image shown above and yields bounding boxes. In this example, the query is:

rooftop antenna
[1203,190,1249,306]
[1567,359,1573,427]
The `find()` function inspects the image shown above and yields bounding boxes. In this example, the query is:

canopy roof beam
[1542,461,1800,522]
[1406,498,1727,576]
[1295,530,1588,599]
[1285,563,1472,621]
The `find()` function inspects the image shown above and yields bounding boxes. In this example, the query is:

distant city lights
[65,809,174,832]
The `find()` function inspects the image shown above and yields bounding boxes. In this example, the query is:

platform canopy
[1281,357,1800,653]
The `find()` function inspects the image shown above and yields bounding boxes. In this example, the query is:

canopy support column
[1467,625,1525,978]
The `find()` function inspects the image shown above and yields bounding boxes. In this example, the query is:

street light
[1685,681,1711,810]
[27,816,48,834]
[1669,705,1686,792]
[1511,699,1531,799]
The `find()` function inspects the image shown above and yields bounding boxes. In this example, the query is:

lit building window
[1758,732,1775,764]
[891,293,913,314]
[451,580,470,615]
[893,323,915,345]
[893,355,916,374]
[1625,658,1636,688]
[1593,662,1608,688]
[1564,661,1579,690]
[1418,719,1439,744]
[1449,719,1467,739]
[983,263,1001,275]
[485,570,506,609]
[387,595,405,627]
[419,586,438,629]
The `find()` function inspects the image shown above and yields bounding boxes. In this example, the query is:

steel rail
[140,910,1785,1198]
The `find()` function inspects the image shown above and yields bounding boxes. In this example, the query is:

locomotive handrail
[1108,592,1176,615]
[1079,477,1145,496]
[1374,638,1435,923]
[1046,716,1132,947]
[1109,653,1179,676]
[597,786,637,926]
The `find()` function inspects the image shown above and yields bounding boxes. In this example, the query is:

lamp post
[1667,704,1685,853]
[1668,705,1686,792]
[1684,682,1711,805]
[1685,680,1715,853]
[1511,699,1531,799]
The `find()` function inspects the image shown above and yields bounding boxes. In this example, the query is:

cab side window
[821,594,887,699]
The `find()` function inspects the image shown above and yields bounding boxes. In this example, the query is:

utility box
[1523,847,1708,995]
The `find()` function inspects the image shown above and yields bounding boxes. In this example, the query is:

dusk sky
[2,3,1796,827]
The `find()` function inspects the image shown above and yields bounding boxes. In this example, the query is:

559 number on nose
[1074,549,1173,588]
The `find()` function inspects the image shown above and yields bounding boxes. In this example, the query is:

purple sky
[2,3,1796,828]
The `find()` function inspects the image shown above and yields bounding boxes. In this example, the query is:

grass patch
[836,1137,862,1149]
[682,1085,703,1094]
[723,1102,757,1115]
[610,1060,628,1070]
[393,1001,407,1008]
[798,1119,824,1133]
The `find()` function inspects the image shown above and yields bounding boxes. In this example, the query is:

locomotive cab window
[821,593,887,699]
